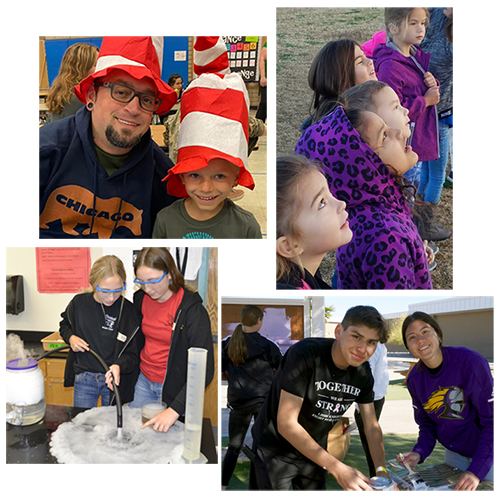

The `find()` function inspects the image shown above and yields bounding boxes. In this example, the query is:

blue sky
[325,295,456,320]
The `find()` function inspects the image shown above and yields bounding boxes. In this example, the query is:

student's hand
[330,461,373,491]
[69,335,89,352]
[423,240,435,265]
[423,71,437,88]
[141,407,180,433]
[105,364,120,390]
[396,451,421,469]
[454,471,480,491]
[424,86,440,106]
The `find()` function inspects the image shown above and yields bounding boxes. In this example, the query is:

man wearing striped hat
[153,37,262,239]
[40,37,178,239]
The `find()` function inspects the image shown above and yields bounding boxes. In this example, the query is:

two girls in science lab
[60,248,213,433]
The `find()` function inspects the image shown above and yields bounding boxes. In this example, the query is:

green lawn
[385,377,411,401]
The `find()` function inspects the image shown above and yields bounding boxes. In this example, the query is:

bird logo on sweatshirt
[422,386,465,419]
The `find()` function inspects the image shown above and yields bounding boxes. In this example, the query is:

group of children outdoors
[277,8,453,289]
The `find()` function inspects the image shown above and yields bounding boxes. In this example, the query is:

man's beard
[105,125,143,150]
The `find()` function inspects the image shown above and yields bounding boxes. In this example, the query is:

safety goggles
[133,270,168,286]
[95,283,127,294]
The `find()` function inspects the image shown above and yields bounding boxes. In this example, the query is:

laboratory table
[6,404,217,464]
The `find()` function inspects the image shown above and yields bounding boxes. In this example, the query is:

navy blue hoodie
[40,107,177,238]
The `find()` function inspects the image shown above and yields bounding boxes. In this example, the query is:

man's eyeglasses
[95,283,127,294]
[134,270,168,286]
[95,81,162,112]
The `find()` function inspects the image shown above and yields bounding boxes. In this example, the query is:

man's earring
[87,102,94,110]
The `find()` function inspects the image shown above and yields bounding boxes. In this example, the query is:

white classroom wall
[5,247,140,333]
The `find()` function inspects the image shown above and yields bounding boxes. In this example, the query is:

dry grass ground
[276,7,452,289]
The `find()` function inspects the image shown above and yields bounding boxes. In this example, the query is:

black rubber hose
[36,345,70,361]
[88,348,123,429]
[36,345,123,429]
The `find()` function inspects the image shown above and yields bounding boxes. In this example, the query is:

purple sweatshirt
[295,106,432,289]
[373,42,439,161]
[407,347,494,482]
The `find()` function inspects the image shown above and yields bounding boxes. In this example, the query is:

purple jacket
[295,106,432,289]
[407,347,494,482]
[373,42,439,161]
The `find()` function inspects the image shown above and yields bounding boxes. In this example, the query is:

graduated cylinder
[182,347,208,463]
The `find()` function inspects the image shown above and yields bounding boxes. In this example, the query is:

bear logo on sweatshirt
[40,185,143,238]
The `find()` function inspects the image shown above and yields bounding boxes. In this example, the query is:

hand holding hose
[105,365,121,391]
[69,335,89,352]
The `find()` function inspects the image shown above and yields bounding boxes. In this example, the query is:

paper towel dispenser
[6,275,24,315]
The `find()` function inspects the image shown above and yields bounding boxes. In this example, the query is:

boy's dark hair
[401,311,444,349]
[341,305,389,343]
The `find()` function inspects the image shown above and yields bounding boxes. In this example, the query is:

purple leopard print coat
[295,106,432,290]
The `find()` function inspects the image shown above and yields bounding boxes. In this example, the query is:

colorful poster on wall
[36,247,91,293]
[222,36,260,82]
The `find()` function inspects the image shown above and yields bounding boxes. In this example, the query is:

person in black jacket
[59,255,142,407]
[129,247,214,434]
[221,305,282,489]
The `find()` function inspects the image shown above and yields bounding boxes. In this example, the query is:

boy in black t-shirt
[250,305,391,491]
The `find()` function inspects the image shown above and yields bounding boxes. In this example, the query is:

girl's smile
[404,320,443,368]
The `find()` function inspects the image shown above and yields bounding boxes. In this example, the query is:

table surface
[386,458,493,491]
[6,404,217,464]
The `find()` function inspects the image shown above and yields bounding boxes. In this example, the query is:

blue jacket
[40,107,177,238]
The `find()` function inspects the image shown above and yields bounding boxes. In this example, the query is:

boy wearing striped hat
[153,37,262,239]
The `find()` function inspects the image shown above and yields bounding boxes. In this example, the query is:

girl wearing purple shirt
[296,105,433,289]
[400,312,493,491]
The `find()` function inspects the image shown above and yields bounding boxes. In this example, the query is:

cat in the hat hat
[152,37,262,239]
[75,36,177,154]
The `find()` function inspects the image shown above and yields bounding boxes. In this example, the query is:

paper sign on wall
[36,247,91,293]
[174,51,186,61]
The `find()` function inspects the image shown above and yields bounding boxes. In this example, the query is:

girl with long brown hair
[129,247,214,434]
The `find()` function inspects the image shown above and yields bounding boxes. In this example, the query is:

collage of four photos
[4,5,496,495]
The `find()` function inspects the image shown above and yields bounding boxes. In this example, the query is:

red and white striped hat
[193,36,231,77]
[164,37,254,197]
[74,36,178,115]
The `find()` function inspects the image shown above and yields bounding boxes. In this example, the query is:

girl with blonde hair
[59,254,141,408]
